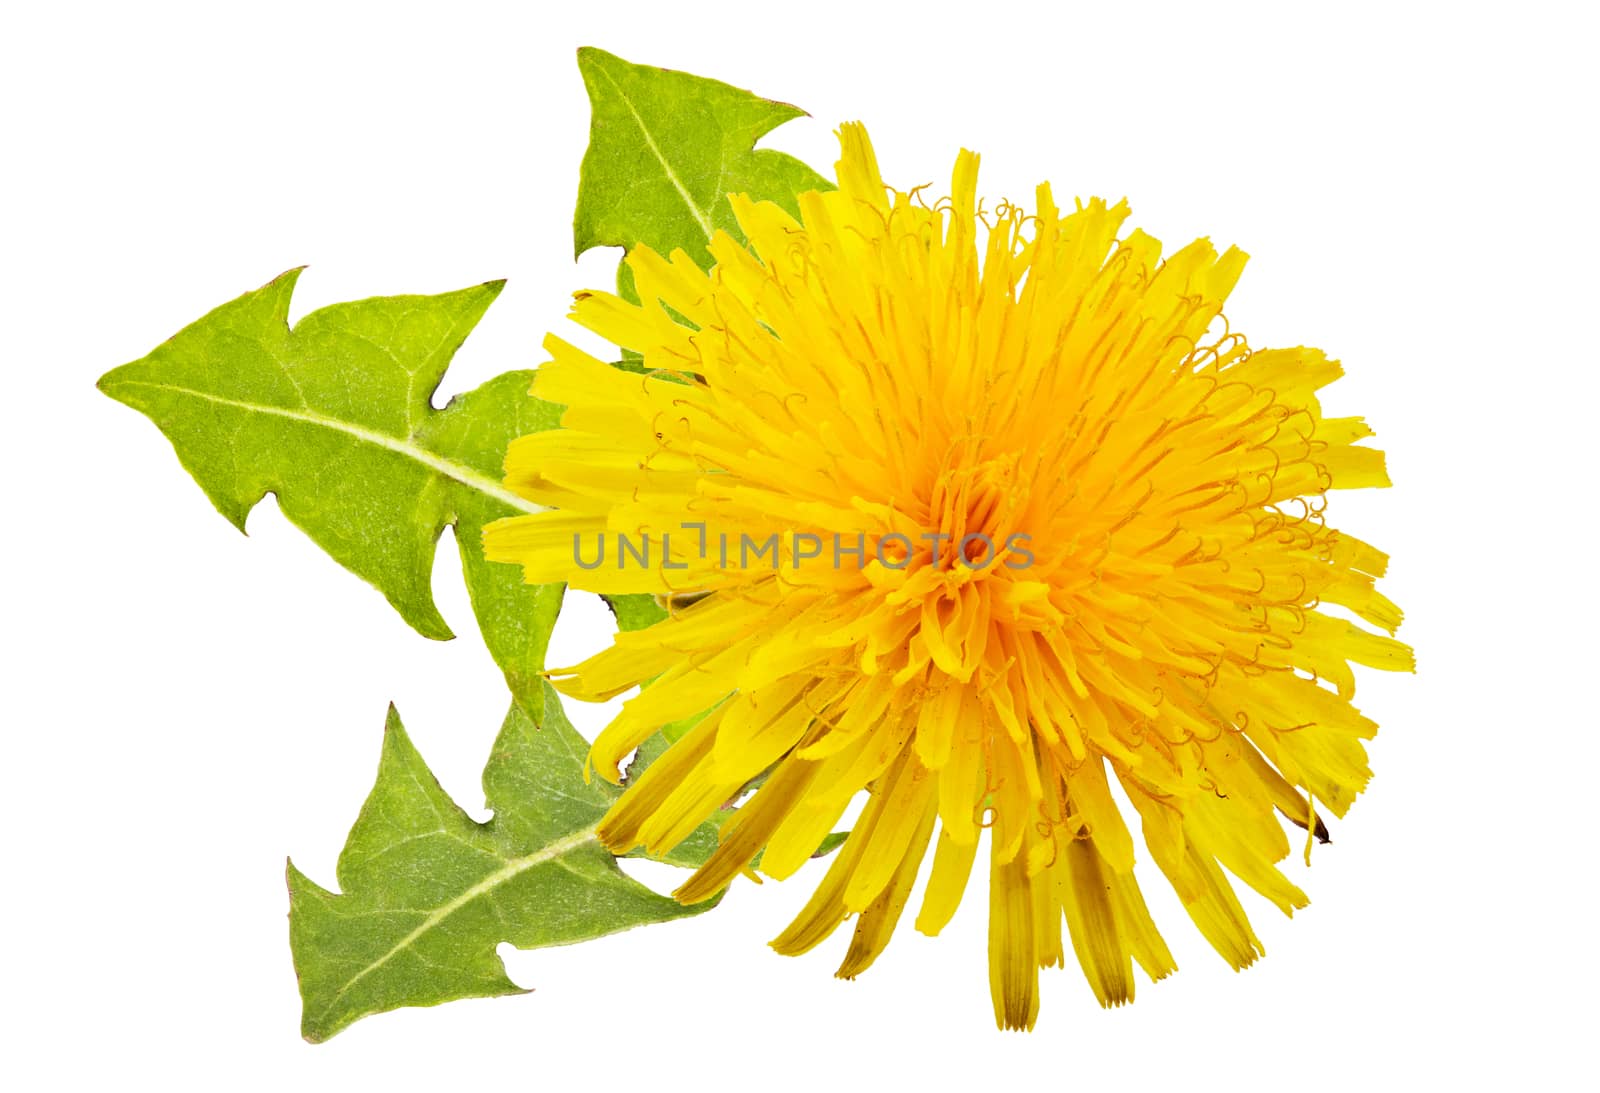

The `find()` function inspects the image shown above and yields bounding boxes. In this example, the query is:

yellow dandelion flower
[485,124,1412,1029]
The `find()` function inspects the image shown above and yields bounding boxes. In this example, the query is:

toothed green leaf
[574,46,831,272]
[288,685,712,1042]
[97,271,561,711]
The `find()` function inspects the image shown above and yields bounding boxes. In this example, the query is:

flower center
[922,445,1027,573]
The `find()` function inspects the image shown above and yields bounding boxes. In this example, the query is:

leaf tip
[267,266,308,318]
[95,360,141,404]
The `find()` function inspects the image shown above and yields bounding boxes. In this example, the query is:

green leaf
[287,684,711,1042]
[574,46,832,274]
[604,592,669,634]
[97,271,561,711]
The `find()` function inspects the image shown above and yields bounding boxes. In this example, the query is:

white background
[5,1,1595,1087]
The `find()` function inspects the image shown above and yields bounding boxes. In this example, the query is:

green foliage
[288,686,713,1042]
[604,592,670,633]
[574,46,832,272]
[102,46,845,1043]
[97,272,561,711]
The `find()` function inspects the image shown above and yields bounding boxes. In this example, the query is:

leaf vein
[593,62,716,243]
[315,823,601,1018]
[110,379,542,516]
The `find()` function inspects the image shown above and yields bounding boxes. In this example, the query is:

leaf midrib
[317,822,602,1021]
[592,61,716,243]
[107,379,541,516]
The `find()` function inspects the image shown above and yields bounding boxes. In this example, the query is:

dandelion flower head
[485,124,1412,1029]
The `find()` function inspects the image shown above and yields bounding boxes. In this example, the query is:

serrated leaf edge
[294,821,601,1038]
